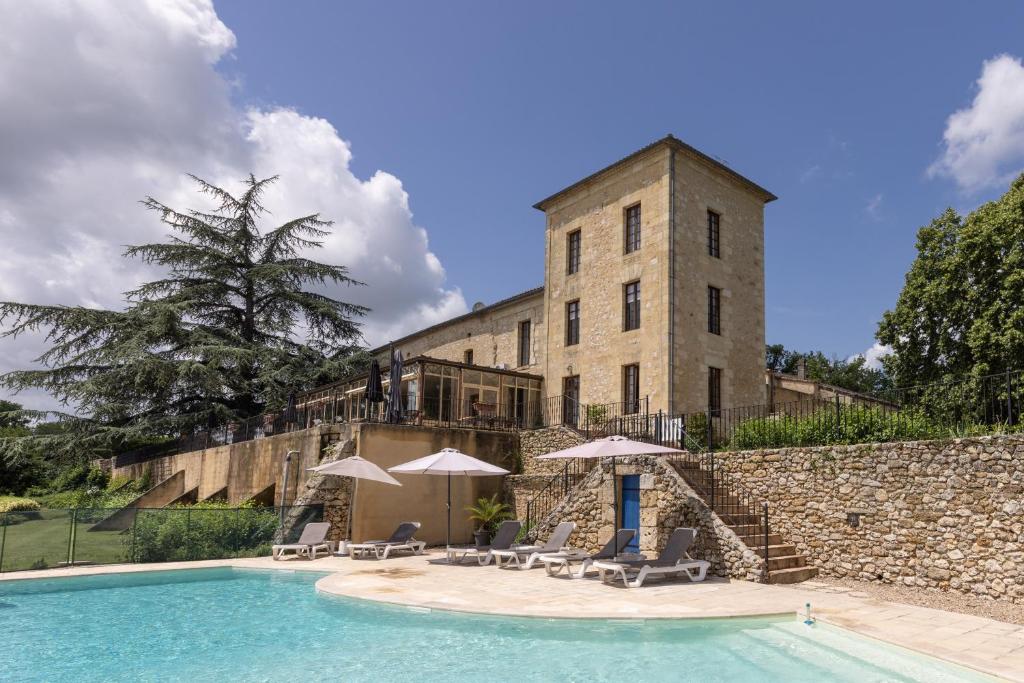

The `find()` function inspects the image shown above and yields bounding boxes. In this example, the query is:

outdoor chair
[271,522,332,560]
[538,528,636,579]
[348,521,426,560]
[591,527,710,588]
[487,521,576,569]
[446,519,523,565]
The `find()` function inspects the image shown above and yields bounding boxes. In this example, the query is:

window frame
[708,366,722,415]
[517,320,531,367]
[624,203,641,254]
[707,285,721,336]
[623,363,640,414]
[707,210,721,258]
[567,229,581,275]
[464,349,474,365]
[623,280,641,331]
[565,300,580,346]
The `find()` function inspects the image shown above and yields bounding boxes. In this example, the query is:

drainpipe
[667,142,677,415]
[279,450,299,526]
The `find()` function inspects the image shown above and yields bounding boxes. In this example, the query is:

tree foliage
[765,344,891,396]
[0,175,368,462]
[878,175,1024,386]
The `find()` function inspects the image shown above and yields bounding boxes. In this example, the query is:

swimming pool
[1,568,992,682]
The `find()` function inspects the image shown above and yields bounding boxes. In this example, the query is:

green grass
[0,510,130,572]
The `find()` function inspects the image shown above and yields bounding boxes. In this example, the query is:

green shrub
[86,467,110,491]
[0,496,41,513]
[128,506,281,562]
[106,475,136,492]
[725,403,1007,451]
[53,465,89,492]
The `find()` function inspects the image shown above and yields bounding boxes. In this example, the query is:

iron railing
[523,458,592,533]
[0,504,327,573]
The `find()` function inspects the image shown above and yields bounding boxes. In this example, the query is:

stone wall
[528,455,761,581]
[518,425,585,475]
[716,435,1024,603]
[285,436,356,542]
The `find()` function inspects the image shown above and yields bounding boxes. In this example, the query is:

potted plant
[465,494,510,548]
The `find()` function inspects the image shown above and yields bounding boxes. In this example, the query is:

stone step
[736,533,785,547]
[746,543,797,559]
[768,565,819,584]
[767,554,807,571]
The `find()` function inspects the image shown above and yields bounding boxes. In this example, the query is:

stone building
[372,135,775,418]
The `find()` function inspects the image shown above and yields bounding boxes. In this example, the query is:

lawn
[0,510,130,572]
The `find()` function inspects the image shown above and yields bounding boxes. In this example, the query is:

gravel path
[805,577,1023,626]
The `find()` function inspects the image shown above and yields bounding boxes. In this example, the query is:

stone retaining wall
[286,436,355,542]
[716,435,1024,603]
[528,455,761,581]
[518,426,585,475]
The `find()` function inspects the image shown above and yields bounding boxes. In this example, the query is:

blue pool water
[0,568,992,682]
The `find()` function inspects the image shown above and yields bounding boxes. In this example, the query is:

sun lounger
[488,521,576,569]
[446,519,523,564]
[592,527,709,587]
[538,528,636,578]
[348,521,426,560]
[272,522,332,560]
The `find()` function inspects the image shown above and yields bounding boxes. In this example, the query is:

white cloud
[929,54,1024,192]
[848,343,892,371]
[864,193,883,221]
[0,0,466,410]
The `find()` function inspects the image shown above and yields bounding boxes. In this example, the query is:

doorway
[619,474,640,553]
[562,375,580,428]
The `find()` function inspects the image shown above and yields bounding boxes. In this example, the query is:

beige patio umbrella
[389,448,509,555]
[309,455,402,550]
[536,435,684,536]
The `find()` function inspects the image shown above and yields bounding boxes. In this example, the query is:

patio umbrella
[536,435,684,537]
[365,359,385,419]
[309,455,402,546]
[385,349,403,424]
[388,448,509,554]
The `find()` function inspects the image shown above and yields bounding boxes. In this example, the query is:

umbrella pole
[446,472,452,562]
[611,458,618,535]
[347,477,359,549]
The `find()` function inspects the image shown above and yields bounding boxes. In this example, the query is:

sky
[2,1,1024,410]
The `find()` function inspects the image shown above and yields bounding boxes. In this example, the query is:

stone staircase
[670,458,817,584]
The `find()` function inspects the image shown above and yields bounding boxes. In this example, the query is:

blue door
[620,475,641,553]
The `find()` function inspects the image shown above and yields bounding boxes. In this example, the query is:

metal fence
[0,505,326,573]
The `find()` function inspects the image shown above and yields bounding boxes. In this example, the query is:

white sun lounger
[591,527,710,588]
[538,528,636,578]
[272,522,332,560]
[348,521,426,560]
[446,519,523,564]
[488,521,576,569]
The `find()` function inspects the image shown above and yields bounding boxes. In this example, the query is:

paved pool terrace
[2,551,1021,682]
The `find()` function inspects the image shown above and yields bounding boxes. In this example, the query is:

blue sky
[214,0,1024,361]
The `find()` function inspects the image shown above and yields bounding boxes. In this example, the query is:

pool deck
[3,551,1021,682]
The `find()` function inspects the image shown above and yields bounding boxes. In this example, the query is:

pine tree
[0,175,368,462]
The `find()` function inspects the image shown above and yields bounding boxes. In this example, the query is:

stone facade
[286,436,356,542]
[361,136,773,416]
[373,288,545,374]
[716,435,1024,603]
[527,455,762,581]
[518,425,585,475]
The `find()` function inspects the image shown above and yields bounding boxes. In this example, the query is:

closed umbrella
[537,435,683,540]
[283,391,298,425]
[365,360,384,402]
[386,349,403,424]
[388,448,509,556]
[309,455,402,552]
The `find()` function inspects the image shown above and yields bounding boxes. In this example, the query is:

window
[624,204,641,253]
[464,349,474,365]
[518,320,531,367]
[623,364,640,414]
[708,210,720,258]
[708,366,722,415]
[566,300,580,346]
[708,286,721,335]
[567,229,581,274]
[623,281,641,331]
